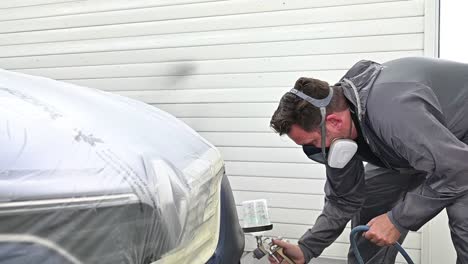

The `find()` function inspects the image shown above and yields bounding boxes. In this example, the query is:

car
[0,69,244,264]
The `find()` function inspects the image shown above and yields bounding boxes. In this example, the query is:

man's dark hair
[270,77,348,135]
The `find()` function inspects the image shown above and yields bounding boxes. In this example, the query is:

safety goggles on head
[289,87,357,169]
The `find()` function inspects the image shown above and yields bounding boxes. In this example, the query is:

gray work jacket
[298,57,468,262]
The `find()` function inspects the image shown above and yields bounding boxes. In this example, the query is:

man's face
[287,124,329,148]
[287,112,356,148]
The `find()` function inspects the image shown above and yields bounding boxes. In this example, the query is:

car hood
[0,69,225,264]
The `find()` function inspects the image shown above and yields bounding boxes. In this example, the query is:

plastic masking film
[0,69,224,264]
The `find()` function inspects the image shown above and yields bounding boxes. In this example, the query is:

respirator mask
[289,87,357,169]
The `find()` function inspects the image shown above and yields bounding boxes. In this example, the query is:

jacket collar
[336,60,383,120]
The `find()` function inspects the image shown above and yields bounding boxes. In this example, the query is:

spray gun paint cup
[241,199,273,234]
[240,200,295,263]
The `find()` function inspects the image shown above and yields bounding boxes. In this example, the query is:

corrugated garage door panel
[0,0,77,9]
[0,32,423,69]
[0,0,421,34]
[0,1,427,262]
[15,51,422,81]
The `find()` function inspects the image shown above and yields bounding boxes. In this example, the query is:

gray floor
[241,252,346,264]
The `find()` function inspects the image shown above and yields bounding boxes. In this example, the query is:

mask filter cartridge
[327,139,358,168]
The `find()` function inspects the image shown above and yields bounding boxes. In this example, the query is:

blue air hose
[350,225,414,264]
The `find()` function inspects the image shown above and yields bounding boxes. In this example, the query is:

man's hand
[267,239,305,264]
[364,213,401,247]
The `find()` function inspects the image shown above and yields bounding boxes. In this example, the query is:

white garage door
[0,0,438,263]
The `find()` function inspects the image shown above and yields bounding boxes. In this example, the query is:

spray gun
[251,235,295,264]
[241,199,296,264]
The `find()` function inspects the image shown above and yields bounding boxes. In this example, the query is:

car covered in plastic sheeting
[0,69,244,264]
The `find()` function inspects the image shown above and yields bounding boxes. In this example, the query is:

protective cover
[0,69,225,264]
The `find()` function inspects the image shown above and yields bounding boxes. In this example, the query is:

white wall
[420,1,462,263]
[0,0,435,262]
[440,1,468,62]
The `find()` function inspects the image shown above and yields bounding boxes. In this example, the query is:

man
[268,57,468,264]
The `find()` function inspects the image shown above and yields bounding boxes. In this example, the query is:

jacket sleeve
[298,157,365,262]
[369,82,468,231]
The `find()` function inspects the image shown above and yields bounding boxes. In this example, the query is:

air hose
[350,225,414,264]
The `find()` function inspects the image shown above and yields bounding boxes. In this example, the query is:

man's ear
[325,114,343,130]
